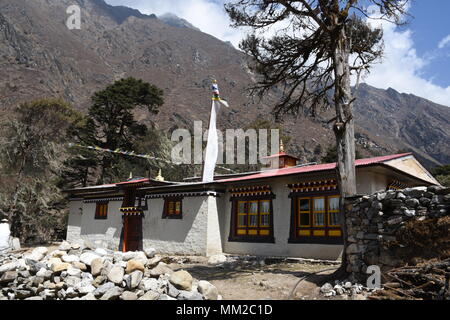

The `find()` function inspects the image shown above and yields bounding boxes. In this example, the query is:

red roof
[115,178,150,185]
[217,153,412,183]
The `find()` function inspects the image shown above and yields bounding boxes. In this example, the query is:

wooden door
[123,215,142,252]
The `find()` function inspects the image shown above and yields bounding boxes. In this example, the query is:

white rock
[320,283,334,294]
[198,280,219,300]
[208,254,227,265]
[33,247,48,256]
[144,248,156,258]
[122,252,137,261]
[141,278,160,292]
[94,248,108,256]
[128,270,143,289]
[80,252,100,266]
[62,255,79,263]
[58,241,72,251]
[77,283,96,294]
[80,293,97,300]
[107,266,124,285]
[10,238,21,251]
[159,294,177,300]
[0,261,18,273]
[67,267,82,277]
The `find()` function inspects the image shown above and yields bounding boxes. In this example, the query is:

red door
[123,215,142,252]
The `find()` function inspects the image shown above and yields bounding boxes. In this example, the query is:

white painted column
[206,195,223,256]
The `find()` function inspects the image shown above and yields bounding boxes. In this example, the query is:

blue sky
[105,0,450,106]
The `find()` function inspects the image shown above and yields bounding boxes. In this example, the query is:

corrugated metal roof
[217,153,412,183]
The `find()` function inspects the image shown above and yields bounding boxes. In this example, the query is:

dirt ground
[168,256,346,300]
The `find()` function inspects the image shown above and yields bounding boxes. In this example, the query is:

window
[163,198,182,219]
[95,202,108,220]
[291,195,342,242]
[232,199,273,239]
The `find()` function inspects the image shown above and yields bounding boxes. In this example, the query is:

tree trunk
[333,26,356,272]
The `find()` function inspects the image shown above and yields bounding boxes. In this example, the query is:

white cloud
[105,1,450,107]
[105,0,246,48]
[357,7,450,107]
[438,34,450,49]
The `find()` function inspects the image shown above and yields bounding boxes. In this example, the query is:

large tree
[225,0,408,271]
[74,77,164,184]
[0,98,83,242]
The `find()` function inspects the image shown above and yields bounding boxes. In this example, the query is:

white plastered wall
[68,200,123,250]
[142,196,210,255]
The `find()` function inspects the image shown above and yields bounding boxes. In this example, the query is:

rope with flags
[68,142,236,173]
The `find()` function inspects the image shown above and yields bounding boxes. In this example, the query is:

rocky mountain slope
[0,0,449,169]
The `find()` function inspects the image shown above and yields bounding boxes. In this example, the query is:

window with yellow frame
[163,198,182,218]
[295,195,341,238]
[235,199,272,237]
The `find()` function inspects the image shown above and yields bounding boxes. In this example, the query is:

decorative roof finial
[280,139,285,153]
[211,79,220,101]
[155,169,164,181]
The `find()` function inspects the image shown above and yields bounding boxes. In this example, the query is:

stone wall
[344,185,450,282]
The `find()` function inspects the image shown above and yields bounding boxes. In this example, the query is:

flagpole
[201,79,229,183]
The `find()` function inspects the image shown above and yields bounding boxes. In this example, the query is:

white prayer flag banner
[202,80,229,183]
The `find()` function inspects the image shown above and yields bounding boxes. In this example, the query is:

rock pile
[0,241,219,300]
[320,280,377,298]
[345,185,450,281]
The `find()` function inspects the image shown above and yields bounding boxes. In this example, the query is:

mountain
[0,0,449,169]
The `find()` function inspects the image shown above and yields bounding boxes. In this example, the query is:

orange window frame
[95,202,108,220]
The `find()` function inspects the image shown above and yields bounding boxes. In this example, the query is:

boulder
[125,259,145,274]
[65,276,82,287]
[138,290,160,300]
[169,270,193,291]
[90,258,104,277]
[72,261,87,271]
[107,266,124,285]
[208,254,227,265]
[167,282,180,298]
[126,270,143,289]
[62,255,79,263]
[25,248,46,262]
[101,286,123,300]
[51,261,71,273]
[0,271,17,284]
[50,250,66,258]
[320,283,334,294]
[177,290,204,300]
[0,261,19,274]
[146,256,162,268]
[120,291,138,300]
[80,252,100,266]
[80,293,97,300]
[66,267,81,277]
[59,241,72,251]
[149,262,173,278]
[144,248,156,259]
[93,282,115,297]
[159,294,177,300]
[141,278,159,292]
[36,268,53,279]
[122,251,137,261]
[94,248,108,256]
[197,280,218,300]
